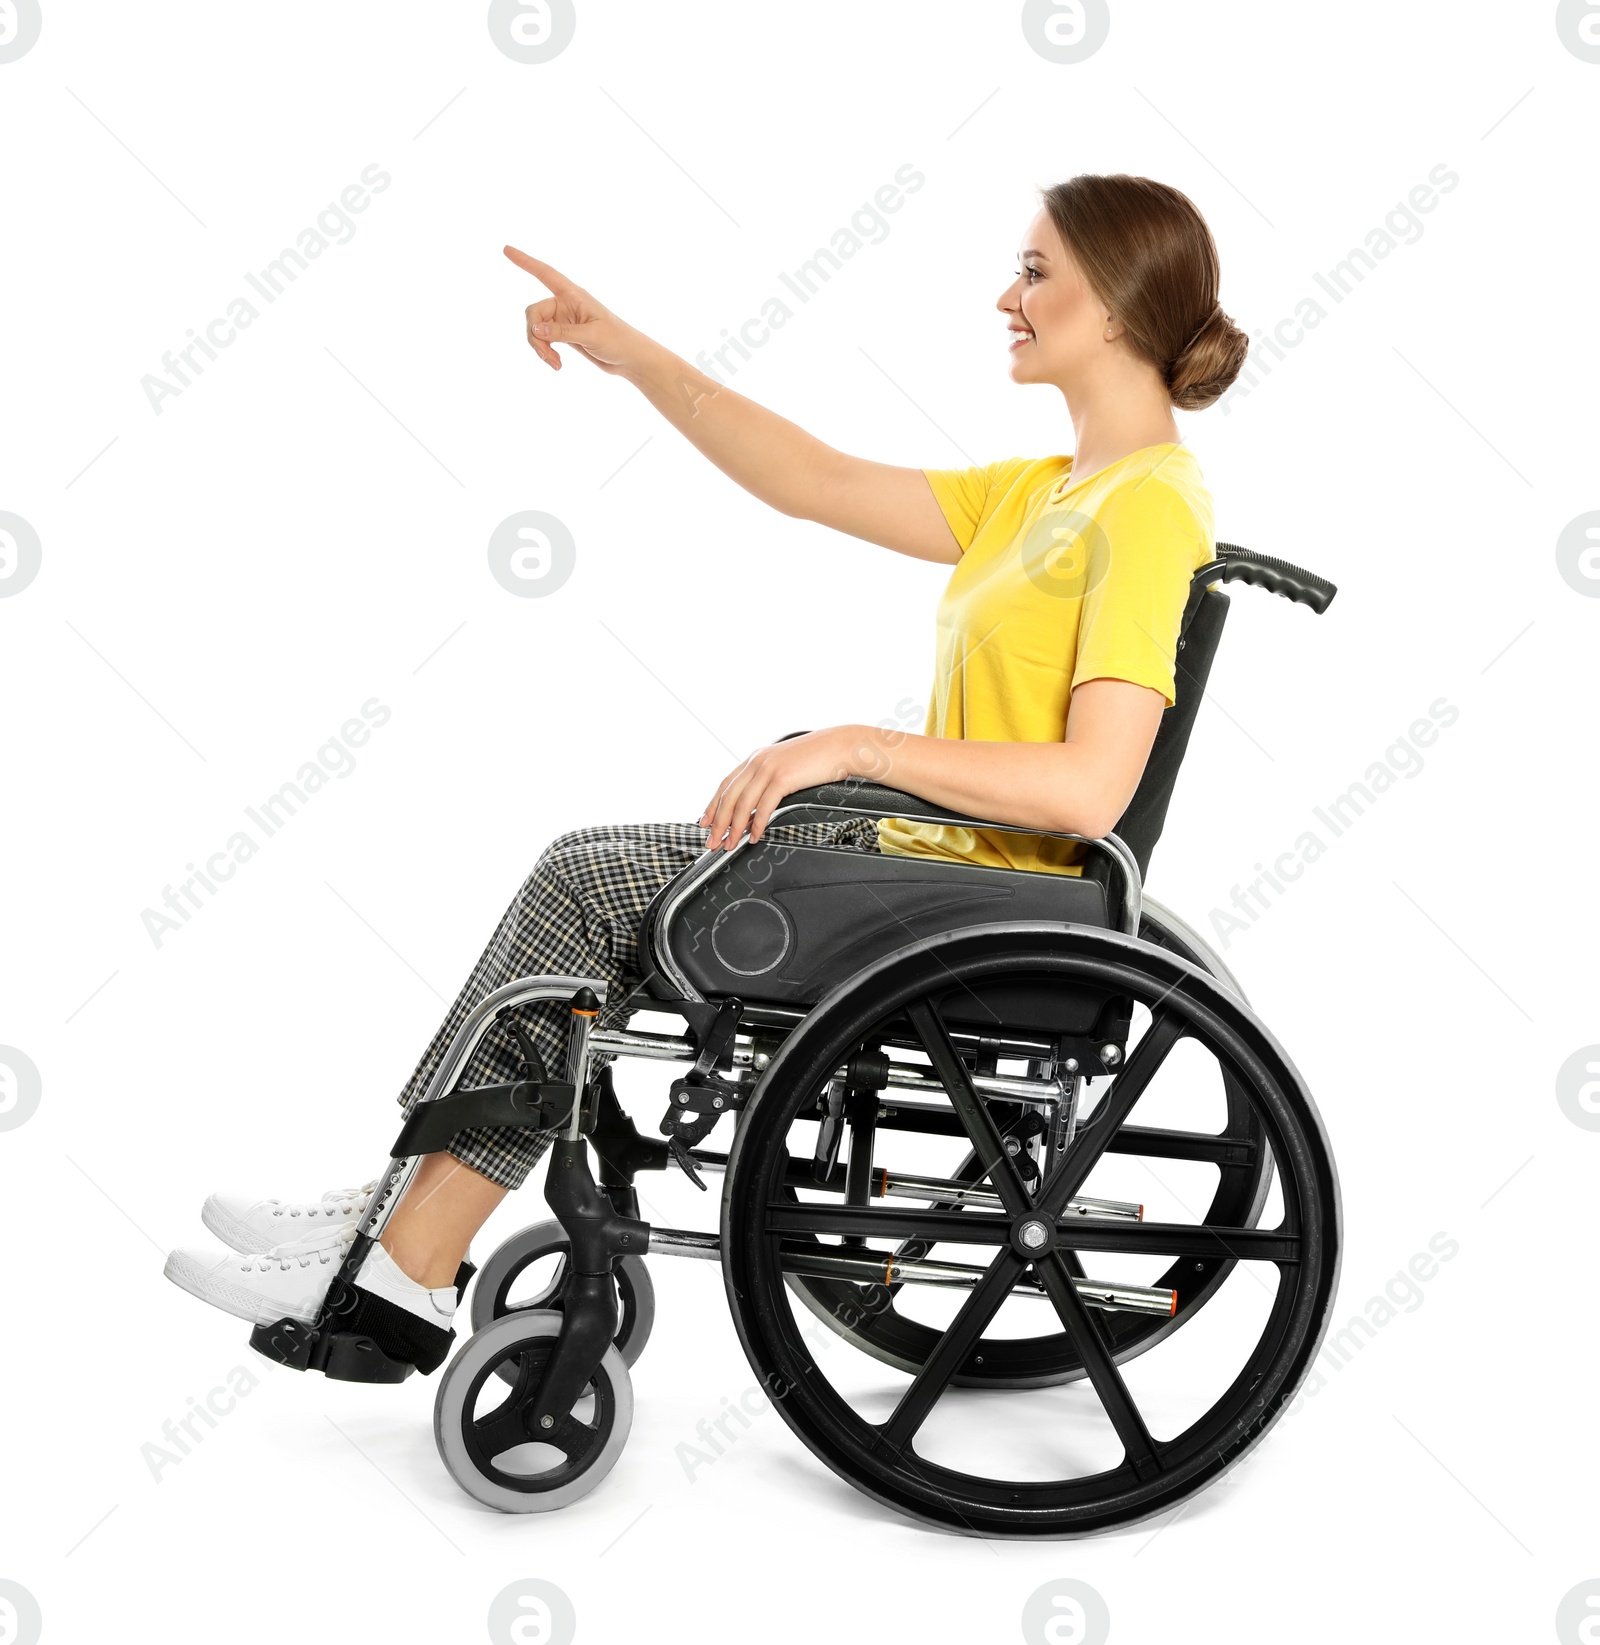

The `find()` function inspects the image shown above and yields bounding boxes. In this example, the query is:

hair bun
[1041,175,1248,414]
[1166,305,1249,411]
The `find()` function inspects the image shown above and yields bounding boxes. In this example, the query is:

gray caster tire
[471,1218,655,1378]
[434,1309,633,1513]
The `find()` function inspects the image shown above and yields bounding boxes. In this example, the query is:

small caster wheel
[434,1310,633,1513]
[471,1218,655,1379]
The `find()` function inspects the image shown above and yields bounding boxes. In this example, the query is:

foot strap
[324,1277,456,1376]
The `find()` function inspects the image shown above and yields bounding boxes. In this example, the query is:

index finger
[503,246,575,293]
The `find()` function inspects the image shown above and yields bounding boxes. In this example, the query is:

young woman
[165,173,1250,1372]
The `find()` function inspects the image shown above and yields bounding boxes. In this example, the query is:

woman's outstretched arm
[507,248,960,564]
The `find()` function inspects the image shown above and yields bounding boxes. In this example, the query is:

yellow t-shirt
[877,444,1215,875]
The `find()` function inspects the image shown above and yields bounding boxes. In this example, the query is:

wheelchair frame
[249,543,1343,1537]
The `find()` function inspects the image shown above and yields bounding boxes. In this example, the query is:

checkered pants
[394,818,881,1190]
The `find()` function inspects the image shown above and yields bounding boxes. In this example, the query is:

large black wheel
[783,902,1272,1387]
[721,922,1340,1538]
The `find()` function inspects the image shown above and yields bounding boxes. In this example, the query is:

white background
[2,2,1596,1641]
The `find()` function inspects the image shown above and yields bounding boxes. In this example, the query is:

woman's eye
[1016,265,1041,282]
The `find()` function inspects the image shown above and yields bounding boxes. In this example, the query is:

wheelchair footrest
[248,1317,418,1382]
[248,1315,320,1371]
[325,1332,416,1383]
[246,1259,477,1380]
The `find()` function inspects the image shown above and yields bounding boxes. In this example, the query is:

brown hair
[1040,174,1249,411]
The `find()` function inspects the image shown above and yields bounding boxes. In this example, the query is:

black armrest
[776,779,995,831]
[772,736,1008,831]
[768,749,1143,935]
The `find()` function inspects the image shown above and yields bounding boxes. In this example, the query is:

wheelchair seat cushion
[652,839,1109,1010]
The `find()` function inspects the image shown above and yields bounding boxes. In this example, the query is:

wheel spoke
[905,999,1031,1215]
[1056,1221,1298,1261]
[545,1412,598,1455]
[770,1201,1011,1243]
[768,1201,1298,1262]
[472,1395,531,1457]
[1057,1221,1297,1261]
[1055,1246,1088,1280]
[878,1249,1028,1451]
[1033,1252,1162,1476]
[1108,1124,1258,1166]
[841,1087,877,1250]
[1036,1013,1184,1219]
[473,1398,594,1460]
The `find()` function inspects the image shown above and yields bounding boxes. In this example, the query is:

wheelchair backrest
[1104,583,1230,880]
[1102,543,1338,880]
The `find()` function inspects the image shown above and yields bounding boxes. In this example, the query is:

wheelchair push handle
[1203,543,1337,614]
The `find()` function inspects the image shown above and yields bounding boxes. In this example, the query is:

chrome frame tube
[590,1026,704,1063]
[645,1227,721,1261]
[591,1023,1069,1106]
[596,1022,1058,1072]
[877,1171,1142,1223]
[791,1250,1173,1317]
[686,1156,1141,1223]
[882,1063,1066,1104]
[1047,1072,1084,1158]
[563,1004,598,1142]
[356,973,610,1243]
[646,1227,1173,1317]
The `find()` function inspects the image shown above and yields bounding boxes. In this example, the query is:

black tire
[721,922,1340,1538]
[471,1219,655,1380]
[782,903,1273,1388]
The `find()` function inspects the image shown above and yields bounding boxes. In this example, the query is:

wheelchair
[251,543,1342,1538]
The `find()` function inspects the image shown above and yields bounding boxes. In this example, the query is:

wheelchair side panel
[659,842,1110,1017]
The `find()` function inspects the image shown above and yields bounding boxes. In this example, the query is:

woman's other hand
[504,247,645,376]
[699,727,872,851]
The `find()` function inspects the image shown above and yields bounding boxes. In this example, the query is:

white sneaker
[202,1181,375,1254]
[165,1226,354,1326]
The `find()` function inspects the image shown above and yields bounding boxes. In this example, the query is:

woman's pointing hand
[504,246,643,376]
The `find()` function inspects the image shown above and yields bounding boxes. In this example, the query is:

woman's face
[998,208,1108,388]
